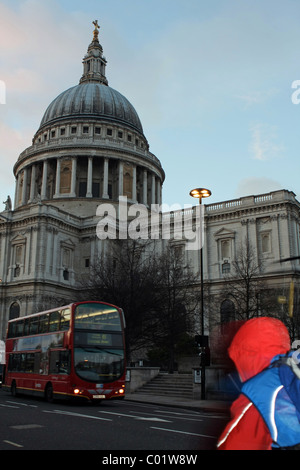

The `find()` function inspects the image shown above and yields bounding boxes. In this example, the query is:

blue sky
[1,0,300,208]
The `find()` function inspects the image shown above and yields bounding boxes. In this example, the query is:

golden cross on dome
[92,20,100,40]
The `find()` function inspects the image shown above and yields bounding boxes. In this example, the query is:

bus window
[39,314,49,334]
[8,322,16,338]
[60,309,70,330]
[24,318,30,336]
[25,353,35,373]
[15,320,24,337]
[49,311,60,332]
[49,350,70,374]
[29,316,39,335]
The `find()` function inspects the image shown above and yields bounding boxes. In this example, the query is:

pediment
[214,227,235,240]
[11,233,27,244]
[60,238,75,248]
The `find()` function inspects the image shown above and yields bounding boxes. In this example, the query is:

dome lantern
[79,20,108,86]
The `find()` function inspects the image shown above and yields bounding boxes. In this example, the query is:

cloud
[249,123,285,161]
[235,177,283,198]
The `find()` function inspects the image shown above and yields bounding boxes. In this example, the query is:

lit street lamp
[190,187,211,400]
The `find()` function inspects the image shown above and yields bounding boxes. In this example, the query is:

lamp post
[190,187,211,399]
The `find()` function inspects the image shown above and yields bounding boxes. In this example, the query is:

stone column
[86,157,93,197]
[118,161,124,197]
[102,158,109,199]
[151,174,156,205]
[132,165,137,203]
[21,168,28,205]
[41,160,48,200]
[29,164,36,203]
[14,174,20,209]
[156,179,161,206]
[54,158,61,198]
[70,157,77,197]
[143,169,148,206]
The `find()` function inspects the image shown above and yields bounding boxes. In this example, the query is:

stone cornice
[14,139,164,179]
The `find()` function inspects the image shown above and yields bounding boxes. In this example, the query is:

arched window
[9,302,20,320]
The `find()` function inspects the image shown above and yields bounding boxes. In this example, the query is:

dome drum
[14,153,163,216]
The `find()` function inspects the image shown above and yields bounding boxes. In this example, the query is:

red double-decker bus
[3,301,126,403]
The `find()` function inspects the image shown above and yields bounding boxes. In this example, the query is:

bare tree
[78,240,200,371]
[222,238,267,320]
[148,244,200,372]
[78,239,160,362]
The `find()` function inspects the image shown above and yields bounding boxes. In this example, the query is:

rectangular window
[49,311,60,332]
[15,320,24,337]
[221,240,230,259]
[25,353,35,373]
[39,314,49,334]
[222,261,231,274]
[49,350,70,374]
[79,181,87,197]
[83,126,89,134]
[60,308,71,331]
[24,317,30,336]
[15,245,23,265]
[92,182,100,197]
[261,232,271,253]
[95,127,101,134]
[29,316,39,335]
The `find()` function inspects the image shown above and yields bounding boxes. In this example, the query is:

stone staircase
[134,372,193,399]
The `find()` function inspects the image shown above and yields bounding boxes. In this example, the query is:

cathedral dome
[39,82,144,134]
[13,21,164,216]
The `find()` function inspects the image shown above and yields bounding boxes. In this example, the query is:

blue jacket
[242,353,300,448]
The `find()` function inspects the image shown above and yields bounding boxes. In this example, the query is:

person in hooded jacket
[217,316,300,450]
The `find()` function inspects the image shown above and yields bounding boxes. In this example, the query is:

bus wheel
[45,383,54,403]
[11,381,17,397]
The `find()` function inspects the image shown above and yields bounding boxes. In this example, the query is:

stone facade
[0,24,300,345]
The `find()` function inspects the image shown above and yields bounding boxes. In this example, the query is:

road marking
[3,440,24,448]
[134,417,172,422]
[0,403,19,409]
[133,410,203,422]
[155,409,197,415]
[150,426,216,439]
[6,400,38,408]
[43,409,112,421]
[98,410,171,422]
[11,424,44,430]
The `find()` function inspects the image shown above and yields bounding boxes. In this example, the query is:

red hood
[228,317,290,382]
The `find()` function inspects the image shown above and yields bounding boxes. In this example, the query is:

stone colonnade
[14,155,162,208]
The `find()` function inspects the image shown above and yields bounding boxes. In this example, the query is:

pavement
[125,392,232,414]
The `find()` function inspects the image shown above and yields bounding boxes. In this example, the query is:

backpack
[241,351,300,449]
